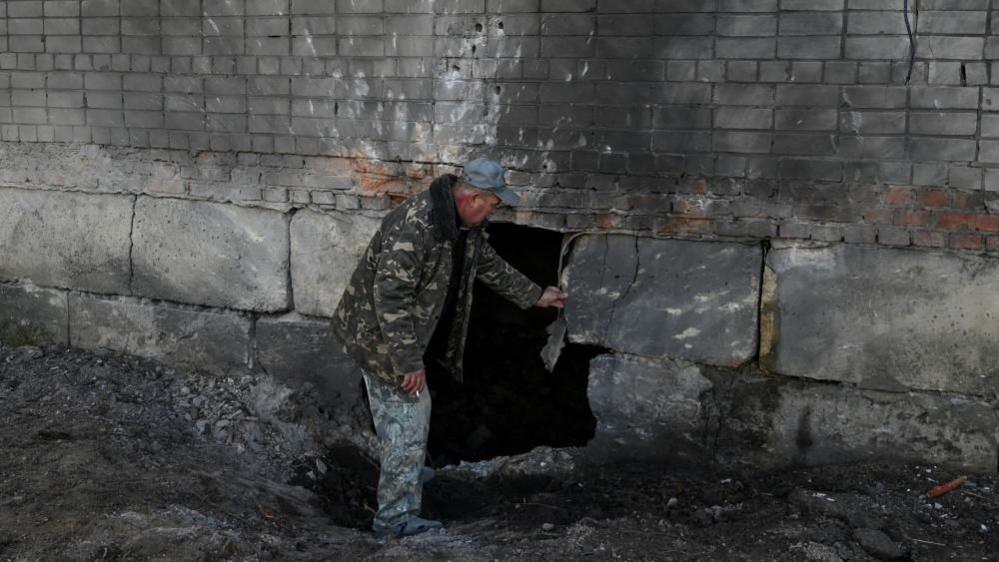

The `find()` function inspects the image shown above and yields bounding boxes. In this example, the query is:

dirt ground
[2,342,998,561]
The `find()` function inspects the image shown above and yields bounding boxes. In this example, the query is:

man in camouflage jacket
[333,158,566,538]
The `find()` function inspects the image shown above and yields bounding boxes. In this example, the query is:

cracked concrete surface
[564,234,762,367]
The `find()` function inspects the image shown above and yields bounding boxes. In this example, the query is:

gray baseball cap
[462,158,520,206]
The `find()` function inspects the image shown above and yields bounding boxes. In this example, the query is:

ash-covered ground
[1,342,997,561]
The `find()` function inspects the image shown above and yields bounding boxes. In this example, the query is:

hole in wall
[426,223,598,466]
[498,21,504,30]
[475,22,483,32]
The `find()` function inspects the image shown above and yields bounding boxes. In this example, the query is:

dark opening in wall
[426,223,598,465]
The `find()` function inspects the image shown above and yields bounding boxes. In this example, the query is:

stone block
[778,36,842,59]
[713,84,774,106]
[762,244,999,395]
[909,112,978,136]
[841,86,907,108]
[747,380,998,472]
[565,235,761,367]
[776,85,839,107]
[69,292,251,373]
[779,13,843,35]
[910,86,980,109]
[131,197,290,311]
[909,138,976,161]
[0,282,68,344]
[845,36,910,60]
[0,187,132,293]
[255,314,363,410]
[583,356,998,471]
[290,209,381,318]
[585,354,714,462]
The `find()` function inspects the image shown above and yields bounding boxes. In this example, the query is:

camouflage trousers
[362,372,432,529]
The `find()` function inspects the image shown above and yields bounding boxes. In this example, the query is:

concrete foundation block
[762,243,999,395]
[255,314,363,409]
[0,282,68,345]
[584,355,998,471]
[0,187,132,293]
[68,293,251,373]
[585,353,714,462]
[290,209,380,317]
[564,235,761,366]
[754,381,999,472]
[131,197,290,312]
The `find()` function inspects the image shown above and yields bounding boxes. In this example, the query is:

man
[333,158,567,538]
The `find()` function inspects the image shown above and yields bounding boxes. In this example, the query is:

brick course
[0,2,996,253]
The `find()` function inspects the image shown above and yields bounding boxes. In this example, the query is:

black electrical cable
[903,0,916,84]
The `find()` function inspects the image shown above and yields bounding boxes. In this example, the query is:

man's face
[457,187,501,228]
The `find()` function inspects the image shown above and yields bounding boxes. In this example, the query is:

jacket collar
[428,174,460,243]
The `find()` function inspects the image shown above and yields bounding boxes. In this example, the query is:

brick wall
[3,0,999,469]
[1,0,999,247]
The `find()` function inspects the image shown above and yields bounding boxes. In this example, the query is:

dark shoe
[372,516,443,539]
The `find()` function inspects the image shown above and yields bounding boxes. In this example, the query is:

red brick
[895,210,930,227]
[657,217,713,235]
[949,233,984,251]
[863,208,893,224]
[674,196,730,218]
[973,214,999,233]
[883,187,913,206]
[692,177,708,195]
[917,189,950,208]
[597,213,621,229]
[935,211,975,230]
[912,230,947,248]
[514,210,536,224]
[987,235,999,252]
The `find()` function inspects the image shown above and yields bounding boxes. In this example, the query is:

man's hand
[536,286,568,309]
[401,368,427,397]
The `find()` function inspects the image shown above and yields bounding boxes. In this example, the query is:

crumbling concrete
[289,209,381,317]
[759,381,999,472]
[0,187,132,293]
[0,282,68,345]
[255,314,363,410]
[131,197,290,312]
[564,235,761,367]
[762,243,999,396]
[585,353,998,472]
[586,353,713,463]
[69,293,251,373]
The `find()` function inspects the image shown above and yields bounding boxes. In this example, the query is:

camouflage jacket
[332,176,543,385]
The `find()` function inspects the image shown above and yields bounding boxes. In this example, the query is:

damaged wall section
[2,2,999,472]
[563,234,999,473]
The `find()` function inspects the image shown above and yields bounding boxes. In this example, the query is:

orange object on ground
[927,476,968,499]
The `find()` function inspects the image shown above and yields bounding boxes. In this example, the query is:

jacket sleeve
[476,239,544,310]
[371,217,428,378]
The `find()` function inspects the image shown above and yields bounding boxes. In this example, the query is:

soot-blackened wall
[1,0,998,471]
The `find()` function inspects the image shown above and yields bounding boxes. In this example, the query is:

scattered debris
[1,342,998,560]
